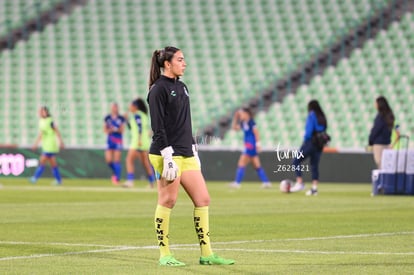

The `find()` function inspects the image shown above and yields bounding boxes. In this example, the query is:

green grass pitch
[0,178,413,274]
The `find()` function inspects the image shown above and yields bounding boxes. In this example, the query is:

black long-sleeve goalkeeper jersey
[147,75,194,156]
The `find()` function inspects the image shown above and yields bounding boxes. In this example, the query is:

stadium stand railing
[0,0,87,51]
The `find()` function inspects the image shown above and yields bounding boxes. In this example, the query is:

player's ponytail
[148,46,181,89]
[149,50,162,89]
[132,98,148,115]
[136,98,148,114]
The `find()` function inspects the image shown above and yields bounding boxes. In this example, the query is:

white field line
[173,247,414,256]
[0,241,118,248]
[1,186,156,193]
[0,246,155,261]
[1,231,414,261]
[212,231,414,246]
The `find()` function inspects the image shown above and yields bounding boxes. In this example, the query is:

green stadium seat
[2,0,396,147]
[221,10,414,148]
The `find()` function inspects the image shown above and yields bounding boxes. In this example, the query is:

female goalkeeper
[147,46,234,267]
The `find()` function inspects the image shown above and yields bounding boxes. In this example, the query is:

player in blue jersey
[229,107,271,188]
[104,102,126,185]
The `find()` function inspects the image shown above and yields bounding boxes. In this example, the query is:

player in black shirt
[148,73,193,157]
[147,46,234,267]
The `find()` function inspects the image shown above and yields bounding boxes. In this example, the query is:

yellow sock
[194,206,213,257]
[154,204,172,258]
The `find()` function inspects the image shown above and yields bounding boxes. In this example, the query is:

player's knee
[196,195,210,207]
[203,197,211,206]
[159,195,177,208]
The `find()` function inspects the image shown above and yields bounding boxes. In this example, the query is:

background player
[148,46,234,266]
[390,122,401,149]
[229,107,271,188]
[30,106,64,185]
[368,96,395,168]
[104,102,125,185]
[290,100,328,196]
[123,98,155,188]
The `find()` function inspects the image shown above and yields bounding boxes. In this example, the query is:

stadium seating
[219,11,414,149]
[1,0,391,147]
[0,0,66,38]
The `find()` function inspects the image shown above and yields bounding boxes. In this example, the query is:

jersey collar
[161,75,180,83]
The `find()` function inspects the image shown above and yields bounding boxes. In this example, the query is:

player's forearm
[55,129,64,144]
[232,111,240,130]
[255,135,260,144]
[138,133,142,145]
[253,127,260,142]
[231,121,237,130]
[232,118,240,130]
[58,134,64,144]
[33,134,42,146]
[152,129,169,150]
[148,88,169,150]
[119,125,125,133]
[148,105,168,149]
[231,116,236,129]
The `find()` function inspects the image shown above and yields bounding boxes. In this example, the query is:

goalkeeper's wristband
[160,146,174,158]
